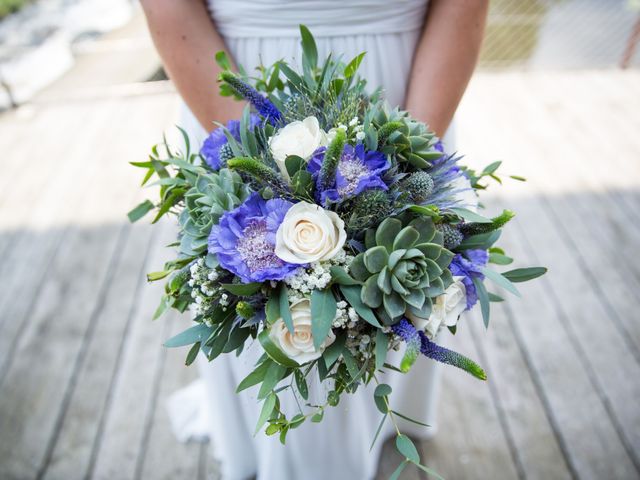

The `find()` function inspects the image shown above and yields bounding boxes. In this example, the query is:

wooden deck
[0,69,639,480]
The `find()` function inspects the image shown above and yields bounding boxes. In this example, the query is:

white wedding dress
[170,1,460,479]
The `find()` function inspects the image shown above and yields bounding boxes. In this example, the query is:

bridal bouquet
[129,26,545,477]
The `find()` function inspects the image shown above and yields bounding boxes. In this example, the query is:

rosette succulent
[349,216,455,323]
[372,108,443,169]
[178,168,251,255]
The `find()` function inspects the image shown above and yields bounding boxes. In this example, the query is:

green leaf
[299,25,318,68]
[458,230,502,250]
[214,50,232,70]
[323,331,346,368]
[294,369,309,400]
[284,155,306,178]
[258,361,287,399]
[279,285,294,333]
[255,393,277,434]
[482,160,502,175]
[502,267,547,283]
[450,207,492,223]
[311,288,337,350]
[339,285,382,328]
[396,434,420,463]
[488,292,504,302]
[258,328,300,368]
[221,282,263,296]
[473,277,491,328]
[489,252,513,265]
[236,359,272,393]
[341,348,359,381]
[482,267,521,297]
[408,204,440,218]
[391,410,429,428]
[344,52,366,78]
[311,409,324,423]
[265,292,280,324]
[164,324,212,348]
[329,266,360,285]
[147,270,171,281]
[369,414,387,451]
[375,329,388,371]
[127,200,154,223]
[389,461,408,480]
[185,342,200,366]
[415,463,445,480]
[373,383,392,414]
[364,246,389,273]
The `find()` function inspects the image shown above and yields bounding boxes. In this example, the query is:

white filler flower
[275,201,347,264]
[406,276,467,338]
[269,298,336,363]
[269,116,327,180]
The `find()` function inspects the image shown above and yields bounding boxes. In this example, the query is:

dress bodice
[207,0,430,38]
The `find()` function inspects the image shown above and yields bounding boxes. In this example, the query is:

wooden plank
[458,72,637,478]
[89,222,178,480]
[0,100,122,377]
[41,222,154,479]
[497,215,638,479]
[0,94,176,478]
[465,305,574,480]
[478,74,640,464]
[138,316,206,480]
[419,326,520,480]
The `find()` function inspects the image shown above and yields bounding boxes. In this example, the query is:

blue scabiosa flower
[307,143,390,205]
[449,249,489,309]
[419,331,486,380]
[391,319,422,372]
[208,193,298,283]
[200,115,260,170]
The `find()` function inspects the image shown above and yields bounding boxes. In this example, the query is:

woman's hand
[405,0,489,137]
[140,0,244,130]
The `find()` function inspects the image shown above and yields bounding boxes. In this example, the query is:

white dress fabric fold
[169,2,468,479]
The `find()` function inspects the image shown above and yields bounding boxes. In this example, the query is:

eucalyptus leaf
[164,323,212,348]
[502,267,547,283]
[339,285,382,328]
[311,288,337,350]
[255,393,277,435]
[482,267,521,297]
[396,434,420,463]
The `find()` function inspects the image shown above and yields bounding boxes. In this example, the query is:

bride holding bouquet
[139,1,489,479]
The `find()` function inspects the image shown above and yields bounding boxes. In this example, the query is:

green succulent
[179,168,250,255]
[372,107,443,169]
[349,216,455,323]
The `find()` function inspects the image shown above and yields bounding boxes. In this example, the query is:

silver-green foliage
[349,216,455,322]
[179,168,250,255]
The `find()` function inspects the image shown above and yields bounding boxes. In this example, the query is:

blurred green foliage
[0,0,33,20]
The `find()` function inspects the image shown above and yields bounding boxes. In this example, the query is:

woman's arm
[405,0,489,137]
[140,0,243,130]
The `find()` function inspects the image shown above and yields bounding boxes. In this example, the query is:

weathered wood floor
[0,70,638,480]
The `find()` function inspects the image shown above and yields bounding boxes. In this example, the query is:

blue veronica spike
[220,72,283,124]
[418,331,487,380]
[391,319,422,373]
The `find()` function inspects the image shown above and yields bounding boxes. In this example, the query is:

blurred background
[0,0,639,479]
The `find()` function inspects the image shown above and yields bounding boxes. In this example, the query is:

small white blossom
[355,131,365,141]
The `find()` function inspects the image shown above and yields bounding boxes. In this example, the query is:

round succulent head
[349,216,455,323]
[179,168,251,255]
[401,171,434,204]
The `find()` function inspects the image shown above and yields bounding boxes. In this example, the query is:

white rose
[406,277,467,338]
[275,201,347,264]
[269,116,327,180]
[269,298,336,363]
